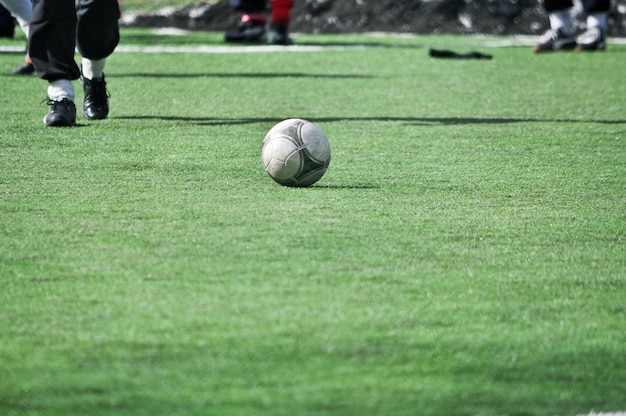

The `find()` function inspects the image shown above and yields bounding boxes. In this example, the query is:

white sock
[549,10,574,34]
[587,13,608,30]
[81,58,107,80]
[47,79,75,102]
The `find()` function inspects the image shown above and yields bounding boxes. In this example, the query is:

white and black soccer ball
[261,118,331,187]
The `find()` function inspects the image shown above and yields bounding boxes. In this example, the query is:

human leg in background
[0,2,14,37]
[225,0,268,43]
[575,0,611,51]
[534,0,577,52]
[270,0,294,45]
[0,0,35,74]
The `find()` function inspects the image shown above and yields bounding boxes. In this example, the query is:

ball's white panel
[300,122,331,164]
[261,136,302,181]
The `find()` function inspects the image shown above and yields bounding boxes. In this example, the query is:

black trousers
[28,0,120,82]
[0,3,15,38]
[543,0,610,13]
[230,0,267,13]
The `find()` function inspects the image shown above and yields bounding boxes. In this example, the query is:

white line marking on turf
[151,27,191,35]
[0,46,22,52]
[115,44,365,53]
[577,413,626,416]
[0,44,363,54]
[481,412,626,416]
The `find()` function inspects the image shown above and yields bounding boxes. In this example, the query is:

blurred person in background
[0,2,14,37]
[534,0,611,52]
[225,0,295,45]
[0,0,34,74]
[29,0,120,126]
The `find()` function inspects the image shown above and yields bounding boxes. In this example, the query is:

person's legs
[29,0,79,83]
[270,0,294,45]
[576,0,611,51]
[1,0,31,34]
[0,0,35,74]
[225,0,268,43]
[29,0,78,126]
[534,0,576,52]
[76,0,120,120]
[0,3,15,37]
[75,0,119,61]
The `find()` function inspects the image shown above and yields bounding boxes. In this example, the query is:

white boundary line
[577,413,626,416]
[0,45,31,53]
[115,44,366,53]
[0,44,364,54]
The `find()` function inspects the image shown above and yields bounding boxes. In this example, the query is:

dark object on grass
[429,48,493,60]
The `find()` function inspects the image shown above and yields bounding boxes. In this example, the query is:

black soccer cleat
[533,28,577,53]
[12,62,35,75]
[270,22,292,45]
[575,27,606,51]
[82,74,110,120]
[225,21,267,43]
[43,98,76,127]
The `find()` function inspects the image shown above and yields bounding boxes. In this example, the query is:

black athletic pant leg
[580,0,611,13]
[28,0,120,82]
[76,0,120,60]
[230,0,267,13]
[28,0,79,82]
[543,0,610,13]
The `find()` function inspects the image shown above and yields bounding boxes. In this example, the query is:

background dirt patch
[122,0,626,37]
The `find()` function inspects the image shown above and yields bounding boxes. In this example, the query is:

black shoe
[533,28,576,53]
[271,22,292,45]
[225,21,267,43]
[43,98,76,127]
[82,74,110,120]
[12,62,35,75]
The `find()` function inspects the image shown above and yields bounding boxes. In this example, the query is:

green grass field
[1,29,625,416]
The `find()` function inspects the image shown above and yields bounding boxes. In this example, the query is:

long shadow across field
[116,115,626,126]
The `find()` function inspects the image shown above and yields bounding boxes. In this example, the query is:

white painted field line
[115,44,365,53]
[0,46,24,52]
[577,412,626,416]
[480,411,626,416]
[0,44,363,54]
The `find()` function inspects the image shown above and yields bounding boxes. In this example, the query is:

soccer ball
[261,118,331,187]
